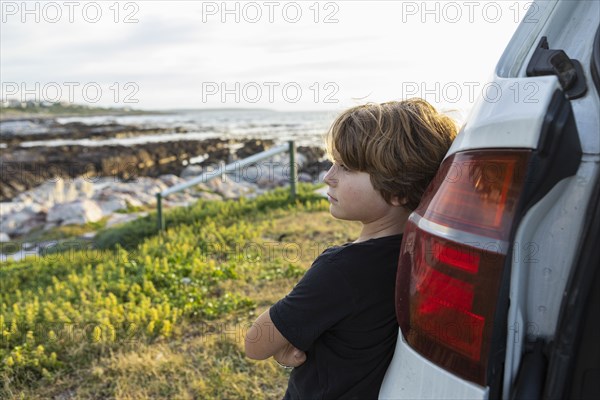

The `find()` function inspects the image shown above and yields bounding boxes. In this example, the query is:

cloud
[1,1,521,110]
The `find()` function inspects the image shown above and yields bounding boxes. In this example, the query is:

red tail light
[397,150,530,385]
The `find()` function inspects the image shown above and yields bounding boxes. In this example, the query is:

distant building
[2,98,22,108]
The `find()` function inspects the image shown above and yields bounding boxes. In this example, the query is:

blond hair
[326,98,458,210]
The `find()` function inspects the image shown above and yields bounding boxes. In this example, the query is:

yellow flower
[146,321,155,335]
[160,320,172,337]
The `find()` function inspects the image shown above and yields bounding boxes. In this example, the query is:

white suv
[380,0,600,398]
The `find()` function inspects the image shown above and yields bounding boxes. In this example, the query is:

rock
[8,177,96,210]
[47,199,103,226]
[294,153,307,168]
[14,180,59,208]
[0,135,332,237]
[95,191,144,208]
[51,179,66,203]
[73,177,95,198]
[181,277,192,285]
[297,147,330,182]
[194,191,223,201]
[2,206,47,236]
[1,201,27,216]
[162,192,193,208]
[255,163,289,189]
[298,172,313,183]
[92,178,166,206]
[97,198,129,215]
[180,165,204,179]
[235,139,274,159]
[1,137,232,202]
[204,177,255,198]
[158,174,185,187]
[43,221,59,231]
[105,212,148,228]
[298,146,326,165]
[1,203,47,235]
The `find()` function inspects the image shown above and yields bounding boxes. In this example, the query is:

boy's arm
[245,308,306,367]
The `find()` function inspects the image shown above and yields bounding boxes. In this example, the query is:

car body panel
[446,76,561,156]
[379,335,487,399]
[496,0,559,78]
[504,161,600,394]
[528,0,600,154]
[380,0,599,398]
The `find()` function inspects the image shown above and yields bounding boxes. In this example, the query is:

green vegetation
[0,184,361,399]
[3,219,109,250]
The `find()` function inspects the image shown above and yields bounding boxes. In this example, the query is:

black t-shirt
[270,234,402,400]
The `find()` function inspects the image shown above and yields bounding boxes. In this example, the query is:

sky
[0,0,529,112]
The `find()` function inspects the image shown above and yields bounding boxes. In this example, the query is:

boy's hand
[245,308,305,367]
[273,343,307,368]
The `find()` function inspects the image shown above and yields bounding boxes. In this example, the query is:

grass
[0,185,361,399]
[1,219,108,251]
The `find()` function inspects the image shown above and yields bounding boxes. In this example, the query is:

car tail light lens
[397,150,531,386]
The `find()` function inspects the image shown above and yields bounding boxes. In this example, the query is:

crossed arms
[244,308,307,367]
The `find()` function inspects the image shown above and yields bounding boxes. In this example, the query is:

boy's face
[323,157,398,224]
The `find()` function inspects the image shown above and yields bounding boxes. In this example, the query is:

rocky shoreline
[0,118,332,244]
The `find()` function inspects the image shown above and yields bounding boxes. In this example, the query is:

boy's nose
[323,165,337,185]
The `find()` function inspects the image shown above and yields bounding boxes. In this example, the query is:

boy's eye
[338,163,349,172]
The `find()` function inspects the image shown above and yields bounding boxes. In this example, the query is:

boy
[245,99,458,399]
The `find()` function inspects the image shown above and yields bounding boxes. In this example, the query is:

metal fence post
[156,193,165,231]
[288,140,297,201]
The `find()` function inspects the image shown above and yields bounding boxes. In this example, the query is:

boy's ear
[391,196,408,207]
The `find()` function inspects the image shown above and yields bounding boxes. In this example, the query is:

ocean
[1,109,338,148]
